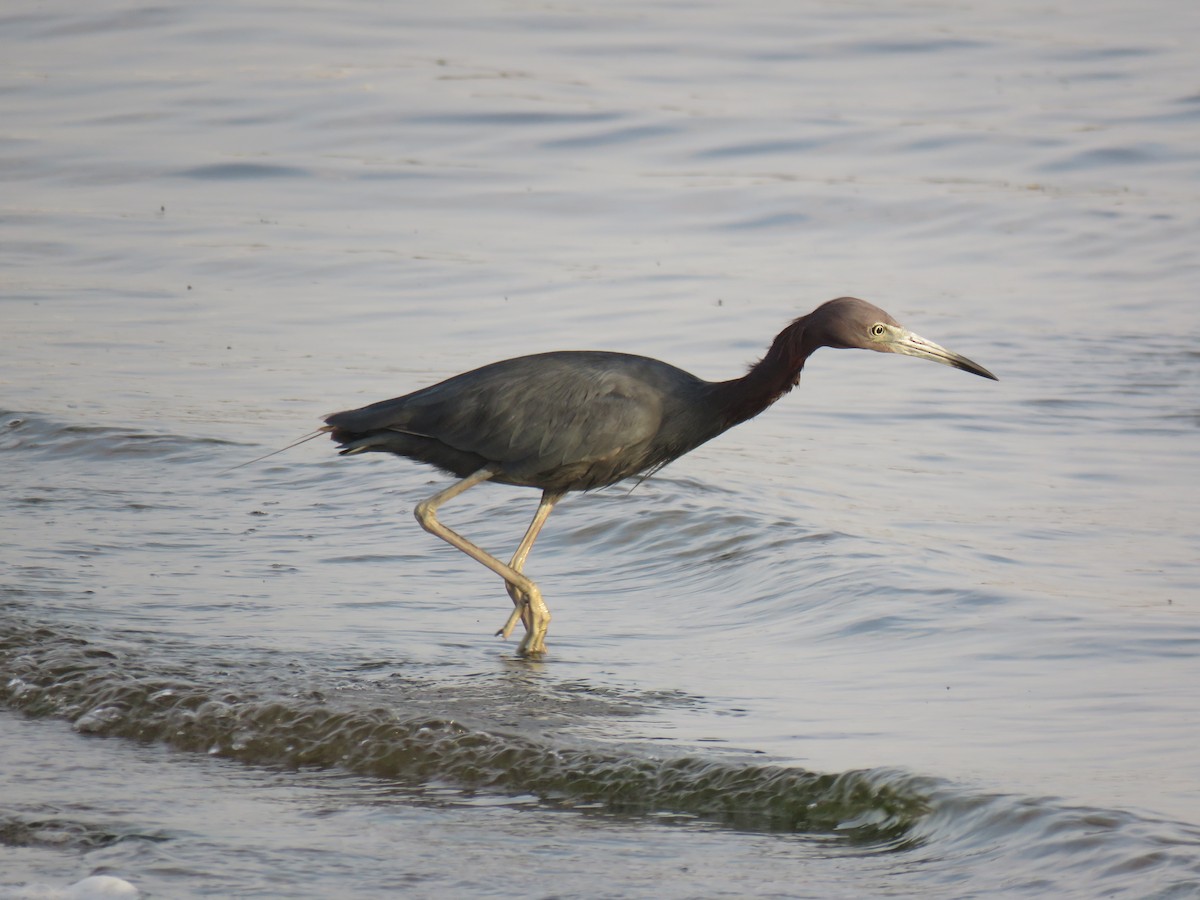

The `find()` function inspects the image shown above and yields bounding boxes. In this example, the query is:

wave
[0,412,237,463]
[2,611,1197,896]
[0,612,922,842]
[0,813,164,854]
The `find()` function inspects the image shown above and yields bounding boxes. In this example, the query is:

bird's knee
[413,500,436,531]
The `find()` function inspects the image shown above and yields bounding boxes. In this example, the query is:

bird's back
[325,351,718,492]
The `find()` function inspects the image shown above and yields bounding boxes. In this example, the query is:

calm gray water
[3,1,1199,896]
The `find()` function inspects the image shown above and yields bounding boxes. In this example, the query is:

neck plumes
[712,316,819,428]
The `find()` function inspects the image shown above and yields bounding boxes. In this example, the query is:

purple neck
[711,316,820,429]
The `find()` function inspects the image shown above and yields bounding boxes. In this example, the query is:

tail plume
[222,429,328,473]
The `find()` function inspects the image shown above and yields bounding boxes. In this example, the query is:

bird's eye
[871,323,886,337]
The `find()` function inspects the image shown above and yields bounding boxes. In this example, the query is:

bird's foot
[499,583,549,657]
[515,615,549,657]
[499,583,533,639]
[496,603,525,640]
[516,636,547,658]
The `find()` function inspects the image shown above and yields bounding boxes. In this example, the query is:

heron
[323,297,996,657]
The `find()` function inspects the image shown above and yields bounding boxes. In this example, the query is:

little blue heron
[324,297,996,656]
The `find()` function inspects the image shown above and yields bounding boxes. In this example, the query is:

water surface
[2,1,1199,896]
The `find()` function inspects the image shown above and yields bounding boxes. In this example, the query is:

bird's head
[812,296,997,381]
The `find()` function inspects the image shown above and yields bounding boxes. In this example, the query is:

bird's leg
[412,469,553,657]
[499,490,563,647]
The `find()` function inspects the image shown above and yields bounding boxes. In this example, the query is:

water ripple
[1,615,923,842]
[3,612,1198,896]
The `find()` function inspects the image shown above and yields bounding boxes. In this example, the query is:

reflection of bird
[325,297,997,657]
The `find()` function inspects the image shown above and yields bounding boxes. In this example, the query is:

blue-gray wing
[331,352,668,483]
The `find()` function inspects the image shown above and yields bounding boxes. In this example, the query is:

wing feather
[405,357,663,478]
[328,352,667,483]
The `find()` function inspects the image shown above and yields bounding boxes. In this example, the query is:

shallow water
[3,1,1199,896]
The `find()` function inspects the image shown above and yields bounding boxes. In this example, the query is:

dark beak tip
[952,357,998,381]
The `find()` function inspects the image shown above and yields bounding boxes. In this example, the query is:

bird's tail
[323,422,431,456]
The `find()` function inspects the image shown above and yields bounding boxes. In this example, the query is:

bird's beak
[886,329,998,381]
